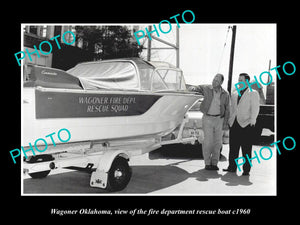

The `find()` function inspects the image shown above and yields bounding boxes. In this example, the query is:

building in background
[23,25,141,70]
[23,25,92,70]
[24,25,54,67]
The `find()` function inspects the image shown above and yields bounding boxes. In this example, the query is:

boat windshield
[151,69,186,91]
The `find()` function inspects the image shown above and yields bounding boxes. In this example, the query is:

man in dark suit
[223,73,260,175]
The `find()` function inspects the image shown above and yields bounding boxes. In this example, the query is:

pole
[145,25,179,65]
[267,59,271,83]
[176,26,179,68]
[147,25,151,61]
[227,25,237,94]
[265,59,272,103]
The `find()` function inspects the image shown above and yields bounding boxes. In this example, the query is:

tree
[75,26,143,60]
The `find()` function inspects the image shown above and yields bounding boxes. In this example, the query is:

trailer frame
[23,115,198,192]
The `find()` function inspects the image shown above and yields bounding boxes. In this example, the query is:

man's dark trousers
[228,119,254,172]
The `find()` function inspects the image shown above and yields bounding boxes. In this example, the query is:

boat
[22,58,200,146]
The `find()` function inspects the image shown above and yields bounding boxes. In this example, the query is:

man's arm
[188,85,208,94]
[250,91,260,126]
[223,92,231,130]
[228,92,237,127]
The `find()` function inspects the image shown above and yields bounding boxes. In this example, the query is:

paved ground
[23,142,276,195]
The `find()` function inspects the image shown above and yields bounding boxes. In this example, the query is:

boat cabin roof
[67,58,186,91]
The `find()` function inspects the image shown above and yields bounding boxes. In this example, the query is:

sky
[140,23,276,93]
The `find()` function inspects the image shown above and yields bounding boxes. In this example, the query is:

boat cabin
[23,58,187,92]
[67,58,187,92]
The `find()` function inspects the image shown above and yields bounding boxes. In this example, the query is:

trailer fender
[97,150,130,173]
[90,150,130,189]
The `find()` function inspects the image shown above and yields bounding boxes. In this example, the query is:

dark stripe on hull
[35,89,162,119]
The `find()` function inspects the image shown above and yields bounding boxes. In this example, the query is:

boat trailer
[23,116,199,192]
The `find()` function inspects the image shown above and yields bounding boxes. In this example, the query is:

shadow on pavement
[221,172,252,186]
[190,168,222,182]
[24,161,253,194]
[149,144,203,160]
[23,165,190,194]
[149,144,227,162]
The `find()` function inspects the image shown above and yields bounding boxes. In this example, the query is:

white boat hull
[22,87,200,146]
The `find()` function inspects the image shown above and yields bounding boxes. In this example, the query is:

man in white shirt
[189,74,230,170]
[223,73,260,175]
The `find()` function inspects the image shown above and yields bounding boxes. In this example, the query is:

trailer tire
[28,170,51,179]
[106,156,132,192]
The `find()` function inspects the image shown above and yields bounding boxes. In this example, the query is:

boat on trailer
[22,58,201,192]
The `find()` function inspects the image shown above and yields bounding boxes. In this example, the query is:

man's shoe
[205,165,212,170]
[223,168,236,172]
[242,172,250,176]
[210,165,219,170]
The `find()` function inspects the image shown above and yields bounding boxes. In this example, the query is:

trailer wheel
[28,170,51,179]
[106,156,132,192]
